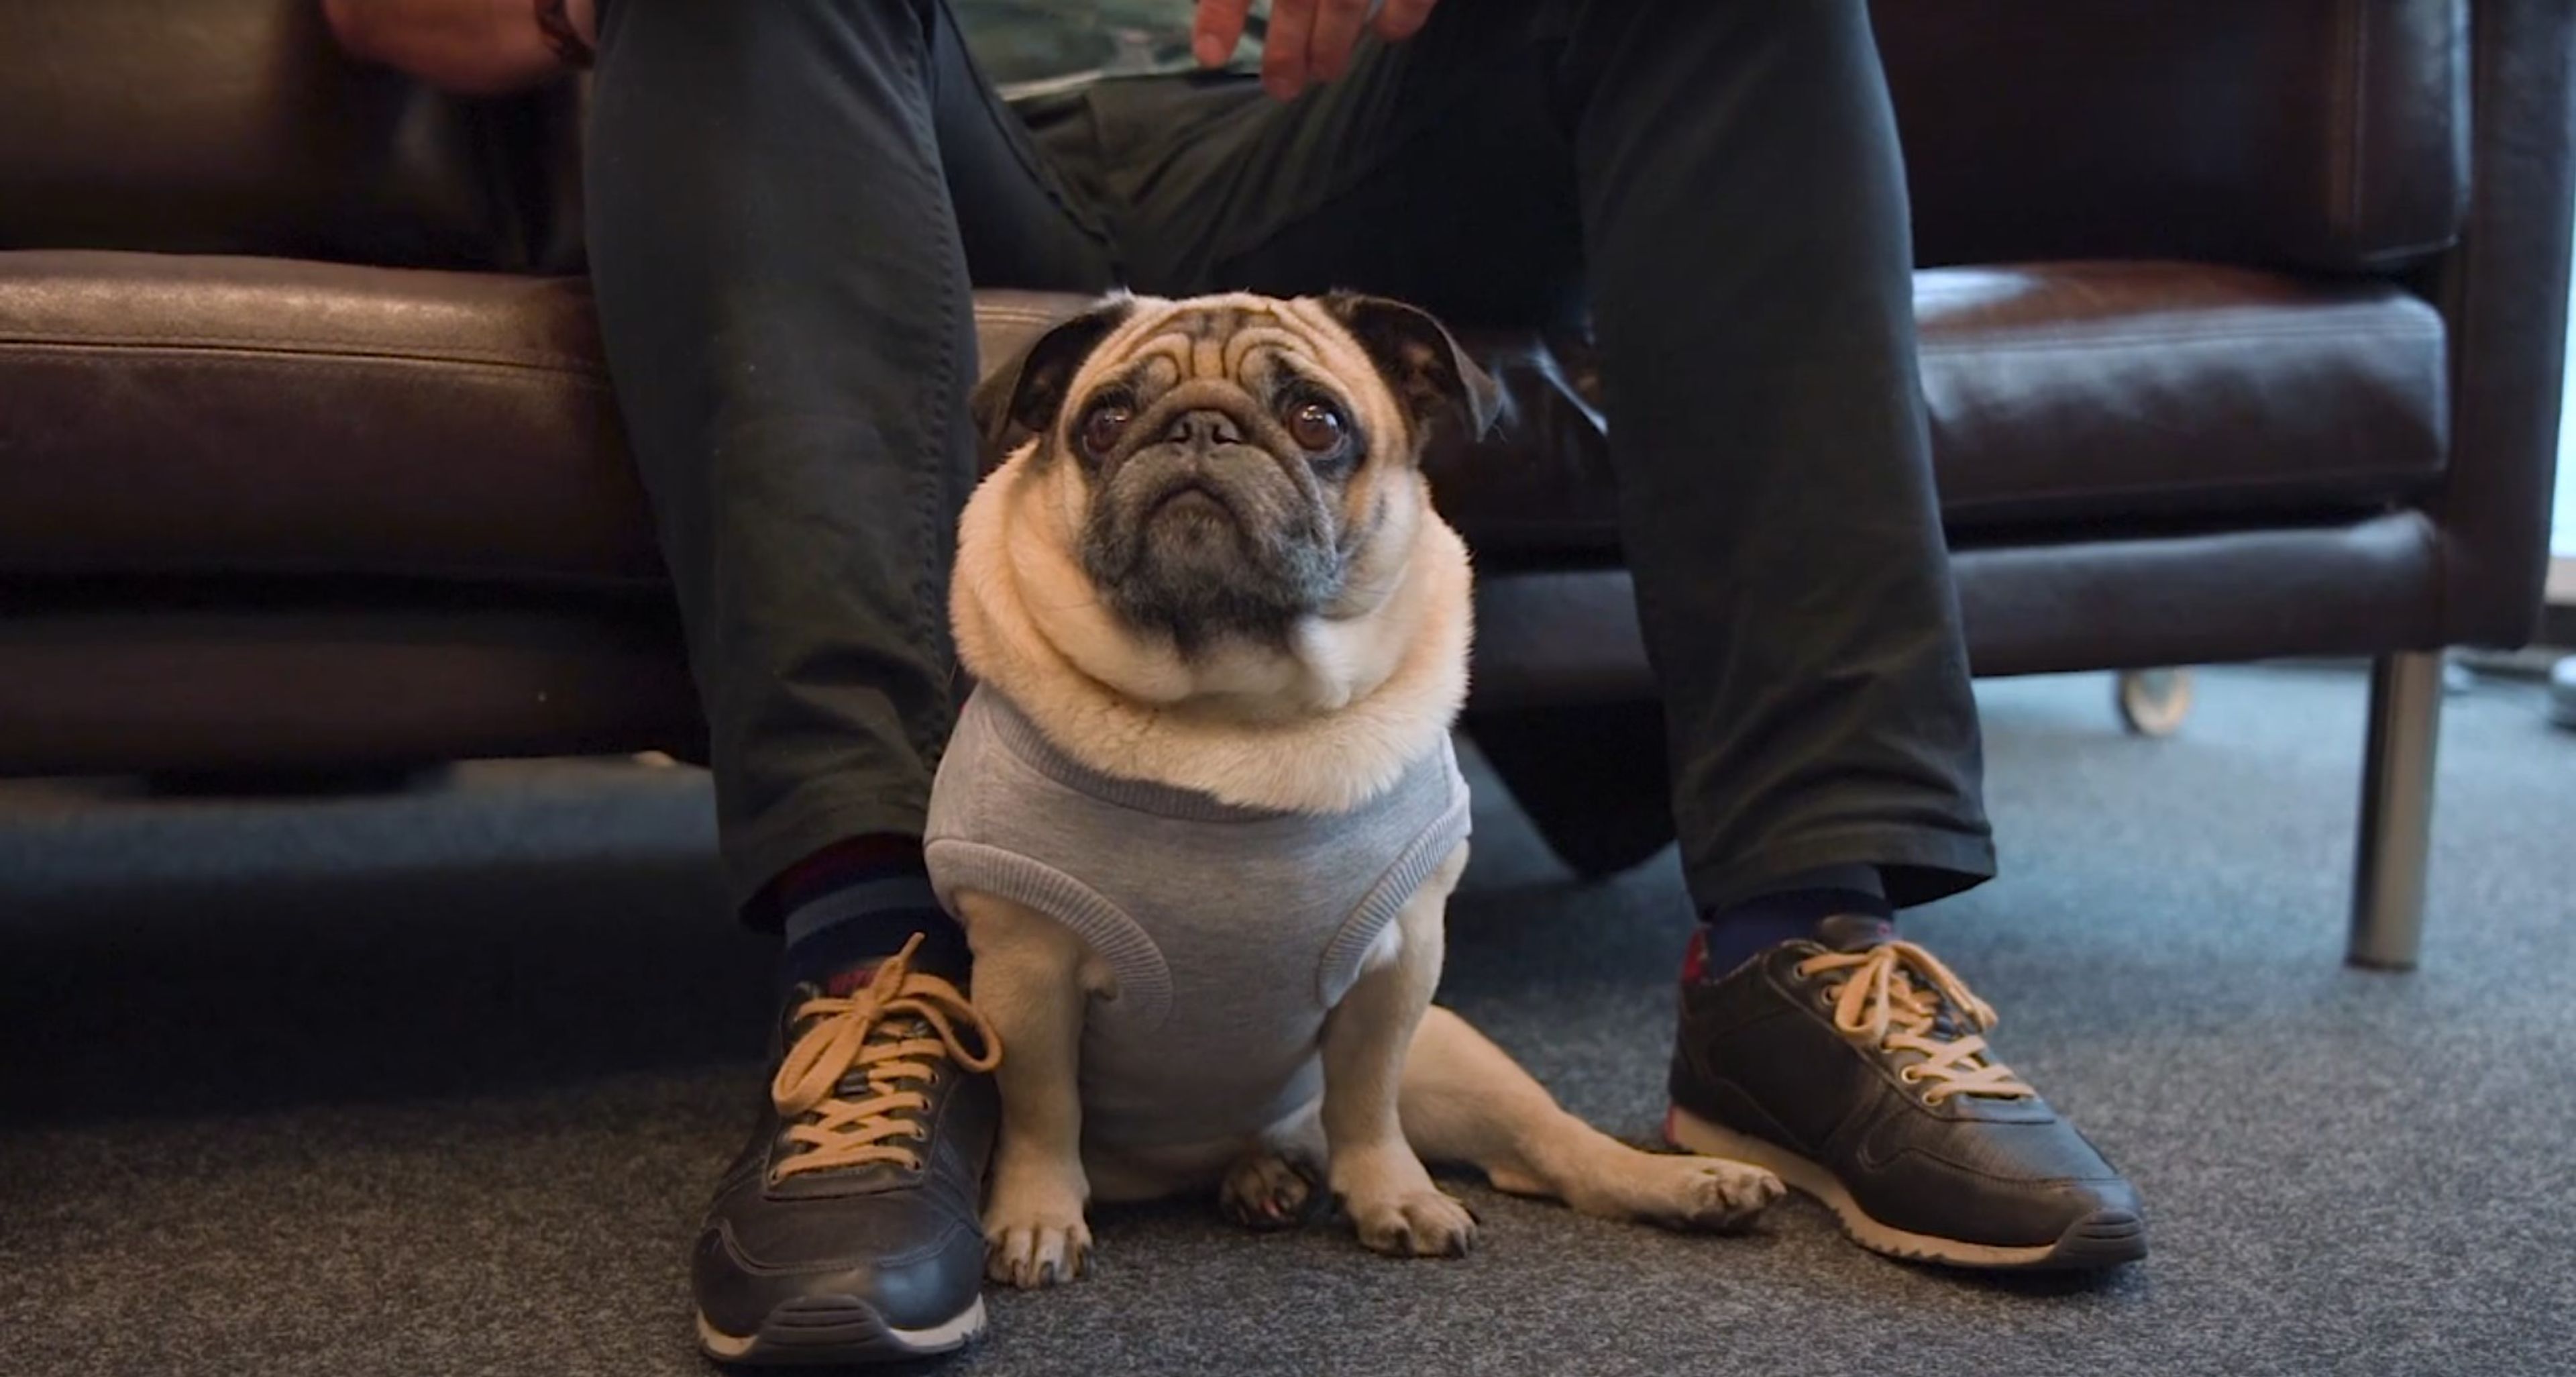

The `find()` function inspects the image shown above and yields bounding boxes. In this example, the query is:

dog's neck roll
[950,448,1472,815]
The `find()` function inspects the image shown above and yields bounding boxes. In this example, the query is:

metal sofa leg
[2349,652,2445,970]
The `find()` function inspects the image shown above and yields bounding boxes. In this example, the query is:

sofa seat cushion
[0,252,2448,583]
[1915,262,2448,532]
[0,250,655,586]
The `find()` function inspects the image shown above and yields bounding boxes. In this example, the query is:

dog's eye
[1077,401,1133,457]
[1285,399,1346,453]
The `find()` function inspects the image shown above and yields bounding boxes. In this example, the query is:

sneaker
[1664,918,2145,1269]
[692,933,1003,1364]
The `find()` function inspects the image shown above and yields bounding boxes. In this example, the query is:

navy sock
[770,835,970,989]
[1693,864,1894,980]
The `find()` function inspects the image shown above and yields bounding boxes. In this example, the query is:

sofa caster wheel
[2116,668,2194,737]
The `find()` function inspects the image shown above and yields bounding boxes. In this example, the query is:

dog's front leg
[1320,844,1474,1258]
[957,891,1096,1287]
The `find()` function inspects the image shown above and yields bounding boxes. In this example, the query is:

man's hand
[1195,0,1442,101]
[323,0,595,97]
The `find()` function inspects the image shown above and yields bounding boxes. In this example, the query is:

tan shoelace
[1792,940,2035,1104]
[767,933,1003,1181]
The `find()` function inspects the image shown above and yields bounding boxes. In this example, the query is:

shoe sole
[696,1294,986,1366]
[1666,1107,2146,1271]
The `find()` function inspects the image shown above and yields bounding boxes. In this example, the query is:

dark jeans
[584,0,1996,921]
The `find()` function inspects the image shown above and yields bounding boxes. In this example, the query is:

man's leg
[1085,0,2138,1268]
[589,0,1112,928]
[585,0,1112,1359]
[1089,5,1990,911]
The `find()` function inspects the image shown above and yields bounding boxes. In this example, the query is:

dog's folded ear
[971,297,1136,462]
[1320,292,1503,448]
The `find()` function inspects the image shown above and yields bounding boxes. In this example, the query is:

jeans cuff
[724,781,932,927]
[1686,825,1998,914]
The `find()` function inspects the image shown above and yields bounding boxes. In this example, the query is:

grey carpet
[3,665,2571,1377]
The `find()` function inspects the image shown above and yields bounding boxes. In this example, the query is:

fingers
[1372,0,1440,42]
[1261,0,1318,101]
[1306,0,1375,85]
[1193,0,1254,68]
[1244,0,1444,102]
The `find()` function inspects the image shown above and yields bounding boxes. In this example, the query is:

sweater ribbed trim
[924,838,1174,1028]
[1318,744,1473,1005]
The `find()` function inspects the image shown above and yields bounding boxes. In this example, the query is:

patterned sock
[1692,864,1894,980]
[771,835,969,988]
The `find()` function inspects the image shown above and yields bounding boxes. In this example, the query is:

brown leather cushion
[1425,262,2449,558]
[0,1,551,268]
[0,604,701,776]
[0,250,656,586]
[1876,0,2468,274]
[0,254,2446,584]
[1916,262,2448,531]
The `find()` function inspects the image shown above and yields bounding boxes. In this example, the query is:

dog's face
[973,292,1497,654]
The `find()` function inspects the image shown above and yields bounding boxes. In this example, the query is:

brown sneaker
[692,934,1004,1364]
[1666,919,2145,1270]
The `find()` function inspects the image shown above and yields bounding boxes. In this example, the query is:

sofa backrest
[0,0,2475,279]
[1876,0,2469,274]
[0,0,568,268]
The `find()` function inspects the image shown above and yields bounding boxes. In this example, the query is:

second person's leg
[1081,0,2139,1269]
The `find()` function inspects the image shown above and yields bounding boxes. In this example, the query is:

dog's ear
[971,297,1136,460]
[1320,291,1501,446]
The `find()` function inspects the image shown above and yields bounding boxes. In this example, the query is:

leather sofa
[3,1,2566,969]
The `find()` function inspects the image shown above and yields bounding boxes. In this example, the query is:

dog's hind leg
[1219,1106,1327,1230]
[1398,1006,1781,1231]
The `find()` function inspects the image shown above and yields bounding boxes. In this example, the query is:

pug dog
[926,291,1781,1287]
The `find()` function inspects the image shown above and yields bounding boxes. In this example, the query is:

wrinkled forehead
[1074,295,1373,397]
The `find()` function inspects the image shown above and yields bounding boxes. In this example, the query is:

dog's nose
[1163,409,1244,448]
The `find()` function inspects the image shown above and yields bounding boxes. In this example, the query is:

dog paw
[1570,1149,1784,1232]
[1219,1153,1319,1231]
[1345,1184,1478,1258]
[984,1210,1093,1288]
[983,1165,1093,1288]
[1636,1154,1784,1231]
[1336,1148,1475,1257]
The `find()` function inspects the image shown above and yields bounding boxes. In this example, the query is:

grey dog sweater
[924,687,1471,1151]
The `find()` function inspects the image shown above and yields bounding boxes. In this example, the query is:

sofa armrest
[2428,0,2575,647]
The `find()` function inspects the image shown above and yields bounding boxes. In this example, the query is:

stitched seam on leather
[1919,323,2443,355]
[0,342,612,388]
[2330,0,2359,248]
[4,313,1089,376]
[0,554,663,589]
[0,329,600,374]
[1942,466,2445,517]
[0,338,606,380]
[2348,0,2371,246]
